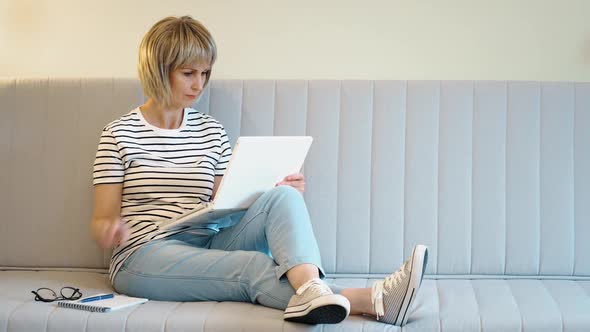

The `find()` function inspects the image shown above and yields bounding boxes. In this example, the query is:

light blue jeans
[113,186,338,310]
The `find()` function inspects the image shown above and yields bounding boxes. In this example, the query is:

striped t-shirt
[93,107,232,283]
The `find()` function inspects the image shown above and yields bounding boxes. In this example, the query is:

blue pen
[80,293,114,303]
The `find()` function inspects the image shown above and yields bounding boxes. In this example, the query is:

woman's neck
[140,99,184,130]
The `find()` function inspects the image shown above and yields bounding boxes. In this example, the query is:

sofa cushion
[2,270,589,331]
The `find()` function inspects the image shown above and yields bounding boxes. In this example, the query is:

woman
[91,15,428,326]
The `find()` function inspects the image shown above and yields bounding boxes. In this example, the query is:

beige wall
[1,0,589,80]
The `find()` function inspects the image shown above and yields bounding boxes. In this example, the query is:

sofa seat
[1,270,589,332]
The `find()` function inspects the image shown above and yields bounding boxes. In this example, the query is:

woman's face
[169,62,211,108]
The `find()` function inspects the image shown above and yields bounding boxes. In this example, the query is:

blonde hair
[138,16,217,107]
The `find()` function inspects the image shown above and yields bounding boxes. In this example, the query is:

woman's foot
[371,244,428,326]
[284,278,350,324]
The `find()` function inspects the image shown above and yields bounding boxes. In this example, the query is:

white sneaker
[284,278,350,324]
[371,244,428,326]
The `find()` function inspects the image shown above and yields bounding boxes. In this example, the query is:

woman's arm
[211,175,223,200]
[91,183,129,248]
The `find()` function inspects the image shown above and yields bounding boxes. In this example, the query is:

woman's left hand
[276,173,305,193]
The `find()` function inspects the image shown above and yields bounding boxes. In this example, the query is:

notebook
[159,136,313,231]
[57,294,148,313]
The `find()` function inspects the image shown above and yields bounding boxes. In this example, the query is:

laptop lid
[212,136,313,210]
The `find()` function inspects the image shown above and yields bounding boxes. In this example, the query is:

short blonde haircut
[138,16,217,107]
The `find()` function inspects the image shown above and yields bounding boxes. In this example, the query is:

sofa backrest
[1,78,588,277]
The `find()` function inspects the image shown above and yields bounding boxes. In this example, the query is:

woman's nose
[193,76,205,91]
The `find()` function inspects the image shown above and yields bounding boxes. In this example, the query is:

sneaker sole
[396,244,428,326]
[284,294,350,324]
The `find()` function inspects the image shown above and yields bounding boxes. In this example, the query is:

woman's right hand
[91,183,126,248]
[91,217,130,249]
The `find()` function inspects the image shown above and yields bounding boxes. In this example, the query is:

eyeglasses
[31,287,83,302]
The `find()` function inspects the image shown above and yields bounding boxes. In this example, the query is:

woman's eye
[183,72,193,76]
[202,71,209,76]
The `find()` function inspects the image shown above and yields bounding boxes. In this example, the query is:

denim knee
[268,185,301,199]
[260,185,305,214]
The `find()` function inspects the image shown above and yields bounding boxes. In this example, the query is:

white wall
[1,0,589,80]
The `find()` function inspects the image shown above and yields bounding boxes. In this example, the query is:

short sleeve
[93,128,125,185]
[215,125,232,176]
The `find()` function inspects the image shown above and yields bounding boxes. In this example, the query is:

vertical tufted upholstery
[1,79,589,278]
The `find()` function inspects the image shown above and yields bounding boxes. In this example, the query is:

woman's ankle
[286,263,320,290]
[341,287,376,316]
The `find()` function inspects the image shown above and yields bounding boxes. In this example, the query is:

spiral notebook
[57,294,148,313]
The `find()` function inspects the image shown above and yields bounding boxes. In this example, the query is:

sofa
[1,78,589,331]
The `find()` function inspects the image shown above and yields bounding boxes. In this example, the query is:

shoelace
[296,278,331,296]
[371,260,409,320]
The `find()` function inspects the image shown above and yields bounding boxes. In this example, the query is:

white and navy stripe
[93,107,232,282]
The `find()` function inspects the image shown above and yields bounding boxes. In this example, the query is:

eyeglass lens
[34,288,58,301]
[60,287,82,300]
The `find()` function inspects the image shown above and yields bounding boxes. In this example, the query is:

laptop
[159,136,313,231]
